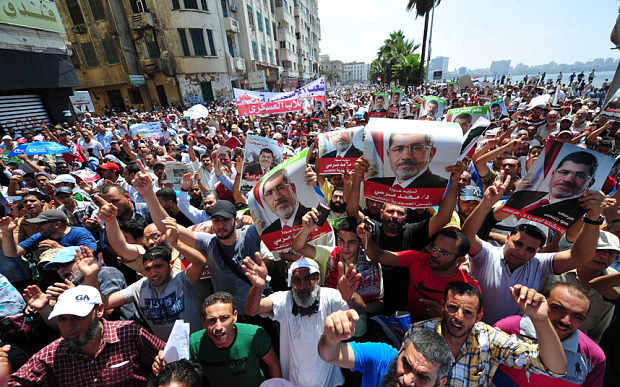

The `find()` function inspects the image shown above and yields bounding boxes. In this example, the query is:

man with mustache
[322,130,363,159]
[261,169,311,235]
[368,133,448,189]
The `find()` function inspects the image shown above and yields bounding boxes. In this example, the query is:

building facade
[344,62,370,84]
[0,0,80,134]
[490,60,511,76]
[430,56,449,74]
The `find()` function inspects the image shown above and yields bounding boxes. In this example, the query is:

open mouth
[449,320,464,334]
[552,322,570,334]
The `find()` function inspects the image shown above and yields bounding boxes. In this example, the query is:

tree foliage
[370,30,421,85]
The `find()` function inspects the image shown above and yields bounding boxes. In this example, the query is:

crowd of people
[0,74,618,387]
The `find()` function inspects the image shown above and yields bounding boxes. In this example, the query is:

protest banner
[457,117,491,161]
[485,97,509,122]
[502,141,615,233]
[445,106,489,134]
[240,134,284,191]
[418,96,446,120]
[130,122,163,141]
[389,89,404,115]
[458,75,474,91]
[363,118,462,208]
[369,92,389,118]
[600,87,620,121]
[248,149,332,252]
[163,161,194,191]
[317,126,364,175]
[233,77,326,116]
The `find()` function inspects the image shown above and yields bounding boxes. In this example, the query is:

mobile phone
[364,220,376,235]
[315,202,330,227]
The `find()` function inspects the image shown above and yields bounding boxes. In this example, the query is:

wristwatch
[582,214,604,225]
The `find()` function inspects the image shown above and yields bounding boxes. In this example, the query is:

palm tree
[375,30,419,85]
[406,0,442,84]
[392,53,421,86]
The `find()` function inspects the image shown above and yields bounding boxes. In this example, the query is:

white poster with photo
[240,134,284,191]
[389,89,404,115]
[444,106,489,134]
[398,105,411,119]
[417,96,446,120]
[248,149,333,252]
[130,122,163,141]
[163,161,194,191]
[369,92,389,118]
[363,118,462,208]
[318,126,364,175]
[485,98,509,122]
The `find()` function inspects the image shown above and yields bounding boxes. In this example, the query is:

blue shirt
[18,226,97,253]
[351,342,398,387]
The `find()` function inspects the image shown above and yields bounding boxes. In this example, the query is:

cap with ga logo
[48,285,102,320]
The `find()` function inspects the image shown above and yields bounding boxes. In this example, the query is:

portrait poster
[485,97,509,122]
[310,99,325,119]
[248,149,333,252]
[240,134,284,191]
[397,105,411,119]
[446,82,458,100]
[318,126,364,175]
[479,82,495,98]
[444,106,489,134]
[362,118,463,208]
[369,92,389,118]
[130,122,163,141]
[502,141,615,233]
[163,161,194,191]
[389,89,404,115]
[601,87,620,121]
[417,96,446,120]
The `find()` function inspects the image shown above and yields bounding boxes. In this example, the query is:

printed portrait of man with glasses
[260,168,311,235]
[368,132,449,189]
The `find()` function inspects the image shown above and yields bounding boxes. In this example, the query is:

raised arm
[162,217,206,281]
[428,162,464,236]
[291,208,320,258]
[346,157,367,222]
[242,252,274,316]
[318,309,359,369]
[0,217,25,258]
[187,136,198,162]
[75,246,129,309]
[121,138,137,160]
[357,221,399,266]
[94,195,142,261]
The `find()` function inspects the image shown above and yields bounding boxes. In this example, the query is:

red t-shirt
[398,250,481,323]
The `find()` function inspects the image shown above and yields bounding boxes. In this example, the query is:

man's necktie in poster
[502,141,615,233]
[369,92,389,118]
[362,118,462,208]
[485,97,509,122]
[240,134,284,191]
[248,149,332,252]
[317,126,364,175]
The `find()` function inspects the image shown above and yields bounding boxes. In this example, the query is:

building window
[227,35,235,57]
[200,81,214,101]
[101,38,120,64]
[200,0,208,11]
[261,45,266,62]
[178,29,190,56]
[279,41,285,49]
[247,4,254,30]
[65,0,85,25]
[189,29,207,56]
[252,41,258,60]
[129,89,144,104]
[81,42,99,67]
[265,18,270,36]
[146,40,160,58]
[172,0,180,9]
[206,29,216,56]
[88,0,106,20]
[221,0,228,17]
[269,48,273,63]
[184,0,198,9]
[257,11,263,32]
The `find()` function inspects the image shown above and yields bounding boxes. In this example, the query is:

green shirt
[189,322,272,387]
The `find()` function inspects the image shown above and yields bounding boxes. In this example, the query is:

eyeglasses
[264,183,291,198]
[554,169,591,181]
[142,233,162,243]
[387,144,432,155]
[428,243,457,258]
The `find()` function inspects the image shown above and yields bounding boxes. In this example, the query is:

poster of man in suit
[369,92,389,118]
[503,141,615,232]
[485,97,509,122]
[418,96,446,120]
[363,118,462,208]
[248,149,332,251]
[240,134,284,191]
[318,126,364,174]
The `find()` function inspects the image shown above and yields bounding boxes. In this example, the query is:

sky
[317,0,620,71]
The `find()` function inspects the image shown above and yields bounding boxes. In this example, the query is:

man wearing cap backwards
[3,285,165,386]
[52,174,91,202]
[0,209,97,258]
[54,186,98,228]
[243,254,359,387]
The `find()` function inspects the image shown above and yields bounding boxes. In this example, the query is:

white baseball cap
[287,257,320,286]
[51,174,76,184]
[48,285,102,320]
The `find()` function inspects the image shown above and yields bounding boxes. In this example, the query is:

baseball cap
[443,211,461,230]
[38,248,64,267]
[597,231,620,252]
[288,257,320,286]
[51,174,76,184]
[99,162,120,172]
[43,246,80,270]
[1,135,12,141]
[48,285,102,320]
[26,209,68,224]
[54,187,73,196]
[557,129,573,138]
[210,200,236,219]
[572,99,583,106]
[459,186,482,202]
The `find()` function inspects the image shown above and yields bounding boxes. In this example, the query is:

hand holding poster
[248,149,332,252]
[318,126,364,175]
[418,96,446,120]
[502,141,615,233]
[444,106,489,134]
[240,134,284,191]
[370,92,389,117]
[485,97,509,122]
[363,118,462,208]
[130,121,163,141]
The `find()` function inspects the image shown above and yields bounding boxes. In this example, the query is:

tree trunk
[417,12,430,86]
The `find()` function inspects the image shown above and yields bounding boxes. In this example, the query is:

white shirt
[335,144,353,158]
[392,167,428,188]
[78,138,104,158]
[263,288,348,387]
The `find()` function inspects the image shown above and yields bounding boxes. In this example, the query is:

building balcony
[278,48,296,62]
[140,58,162,73]
[224,17,239,34]
[281,68,299,78]
[276,6,295,26]
[129,12,154,30]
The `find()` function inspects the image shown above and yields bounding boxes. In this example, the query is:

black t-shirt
[172,209,194,228]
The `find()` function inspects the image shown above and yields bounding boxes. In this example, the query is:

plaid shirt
[58,200,99,228]
[409,318,564,387]
[10,319,165,387]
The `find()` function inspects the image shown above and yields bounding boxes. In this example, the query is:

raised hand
[241,252,267,288]
[580,191,613,220]
[323,309,359,342]
[483,171,511,204]
[510,284,548,322]
[342,165,353,186]
[337,261,361,302]
[354,157,369,180]
[82,216,103,231]
[45,279,75,300]
[181,172,194,191]
[22,285,50,311]
[304,166,317,187]
[162,217,179,246]
[446,161,465,181]
[93,195,118,223]
[420,298,443,318]
[131,160,154,195]
[152,350,166,375]
[0,217,16,233]
[301,208,320,232]
[74,246,103,279]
